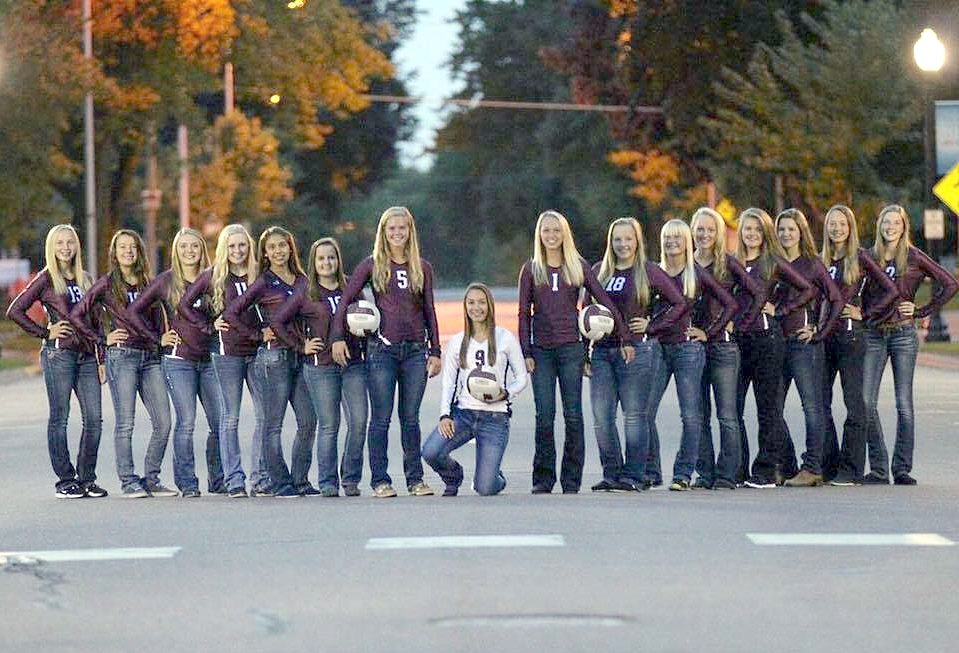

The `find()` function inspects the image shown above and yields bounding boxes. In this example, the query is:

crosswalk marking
[366,535,564,550]
[0,547,181,564]
[747,533,954,546]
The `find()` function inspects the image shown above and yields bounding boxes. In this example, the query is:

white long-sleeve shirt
[440,326,529,417]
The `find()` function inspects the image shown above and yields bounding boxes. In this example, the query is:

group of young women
[8,202,957,499]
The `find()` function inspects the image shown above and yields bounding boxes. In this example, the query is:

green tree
[703,0,925,228]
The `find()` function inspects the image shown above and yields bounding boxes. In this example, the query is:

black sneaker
[531,485,552,494]
[82,483,108,498]
[649,478,663,488]
[442,485,459,497]
[275,486,300,498]
[712,478,736,490]
[691,478,713,490]
[320,486,339,498]
[250,486,274,497]
[228,487,248,498]
[561,487,580,494]
[744,475,777,489]
[591,480,614,492]
[828,474,859,487]
[208,483,228,495]
[608,480,640,493]
[299,485,322,497]
[894,474,917,486]
[181,489,201,498]
[342,485,361,497]
[861,472,890,485]
[55,482,85,499]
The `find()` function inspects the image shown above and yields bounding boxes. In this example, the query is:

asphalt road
[1,339,958,652]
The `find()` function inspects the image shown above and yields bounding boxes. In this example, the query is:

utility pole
[178,125,190,230]
[140,126,162,268]
[83,0,97,273]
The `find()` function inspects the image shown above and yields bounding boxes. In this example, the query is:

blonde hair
[43,224,90,296]
[108,229,152,308]
[372,206,424,294]
[307,237,347,301]
[735,207,786,280]
[690,207,728,282]
[821,204,861,287]
[872,204,912,275]
[597,217,650,308]
[169,228,210,313]
[775,208,818,260]
[257,226,304,279]
[530,210,584,287]
[459,282,497,368]
[659,219,697,299]
[211,224,257,314]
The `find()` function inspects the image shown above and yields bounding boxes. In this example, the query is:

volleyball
[466,366,503,403]
[578,304,615,341]
[345,300,381,336]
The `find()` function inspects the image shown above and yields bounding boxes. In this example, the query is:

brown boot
[784,470,823,487]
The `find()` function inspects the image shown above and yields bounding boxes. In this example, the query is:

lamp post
[914,28,950,342]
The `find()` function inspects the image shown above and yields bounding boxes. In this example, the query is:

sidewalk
[917,309,959,371]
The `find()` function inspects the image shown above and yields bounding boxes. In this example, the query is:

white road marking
[366,535,564,550]
[0,547,181,564]
[747,533,954,546]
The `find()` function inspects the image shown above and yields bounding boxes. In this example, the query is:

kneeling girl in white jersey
[422,283,529,496]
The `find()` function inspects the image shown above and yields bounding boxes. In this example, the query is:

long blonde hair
[659,219,697,299]
[872,204,912,276]
[530,210,584,287]
[597,217,650,308]
[43,224,90,296]
[459,282,497,368]
[211,224,257,314]
[108,229,152,307]
[372,206,424,294]
[307,237,348,301]
[776,208,818,260]
[690,207,728,282]
[735,207,785,280]
[169,228,210,313]
[821,204,861,287]
[257,226,304,278]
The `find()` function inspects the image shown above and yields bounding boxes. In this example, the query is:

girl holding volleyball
[589,217,687,492]
[331,207,441,498]
[422,283,528,496]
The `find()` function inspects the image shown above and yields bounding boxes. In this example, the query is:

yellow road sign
[933,161,959,215]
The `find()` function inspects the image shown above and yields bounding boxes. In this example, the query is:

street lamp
[914,28,950,341]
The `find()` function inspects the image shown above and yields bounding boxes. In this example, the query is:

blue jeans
[531,342,586,491]
[736,327,786,481]
[302,362,369,490]
[779,339,827,476]
[589,342,661,484]
[105,347,172,491]
[40,345,102,487]
[211,353,268,491]
[863,325,918,479]
[422,408,509,495]
[253,347,317,494]
[366,340,428,489]
[696,341,742,484]
[162,357,223,493]
[648,341,706,482]
[822,327,867,479]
